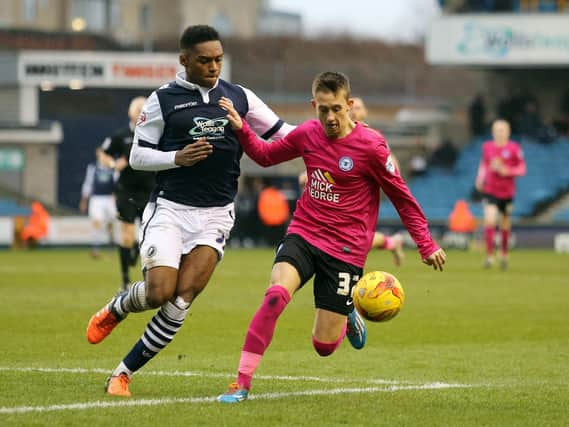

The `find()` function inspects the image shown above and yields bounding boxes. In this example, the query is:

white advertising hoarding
[427,15,569,65]
[0,217,14,245]
[16,50,230,88]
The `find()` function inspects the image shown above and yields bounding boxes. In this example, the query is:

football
[353,271,405,322]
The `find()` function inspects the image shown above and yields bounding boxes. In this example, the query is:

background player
[80,149,116,258]
[217,71,446,403]
[85,25,294,397]
[99,97,155,289]
[298,96,404,265]
[475,119,526,270]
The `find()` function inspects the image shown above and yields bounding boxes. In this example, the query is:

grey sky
[269,0,441,43]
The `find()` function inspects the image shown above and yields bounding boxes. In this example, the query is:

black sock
[129,242,139,266]
[119,246,131,287]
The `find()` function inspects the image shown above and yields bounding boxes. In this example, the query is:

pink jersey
[236,119,438,267]
[479,140,526,199]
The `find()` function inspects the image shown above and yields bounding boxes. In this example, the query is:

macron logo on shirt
[308,169,340,203]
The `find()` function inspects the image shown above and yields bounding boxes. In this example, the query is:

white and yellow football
[353,271,405,322]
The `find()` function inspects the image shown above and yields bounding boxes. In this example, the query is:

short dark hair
[312,71,351,99]
[179,25,220,50]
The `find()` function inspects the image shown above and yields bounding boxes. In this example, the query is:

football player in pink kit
[298,96,405,266]
[217,72,446,403]
[475,119,526,270]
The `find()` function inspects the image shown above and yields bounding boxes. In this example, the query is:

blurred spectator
[518,99,542,140]
[469,93,486,137]
[497,96,514,127]
[21,201,50,248]
[430,138,457,170]
[257,185,290,246]
[408,140,428,177]
[554,86,569,136]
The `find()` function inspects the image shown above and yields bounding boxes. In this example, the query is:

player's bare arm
[97,148,117,169]
[174,138,213,166]
[115,156,128,171]
[219,97,243,130]
[423,248,446,271]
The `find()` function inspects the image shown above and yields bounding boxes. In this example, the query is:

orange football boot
[105,373,131,397]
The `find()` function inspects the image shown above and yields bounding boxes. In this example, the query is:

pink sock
[382,235,395,250]
[500,229,510,256]
[484,227,495,256]
[236,285,290,390]
[312,324,347,357]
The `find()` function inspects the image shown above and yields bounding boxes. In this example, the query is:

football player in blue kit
[85,24,295,397]
[79,149,117,259]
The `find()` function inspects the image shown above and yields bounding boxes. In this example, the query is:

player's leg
[88,196,106,258]
[218,262,301,403]
[118,221,136,289]
[115,192,138,290]
[131,245,220,372]
[312,309,348,356]
[103,196,117,257]
[108,204,234,396]
[103,265,179,396]
[499,202,513,270]
[482,199,499,267]
[312,258,365,352]
[129,194,147,267]
[115,248,218,384]
[219,234,313,403]
[86,202,181,345]
[372,232,405,266]
[90,219,104,258]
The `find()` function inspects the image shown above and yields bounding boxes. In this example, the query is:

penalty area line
[0,383,473,415]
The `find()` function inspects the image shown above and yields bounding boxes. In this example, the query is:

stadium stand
[380,137,569,222]
[553,207,569,222]
[0,198,31,216]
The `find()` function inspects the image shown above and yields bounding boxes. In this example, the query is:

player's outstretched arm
[220,96,301,167]
[422,248,446,271]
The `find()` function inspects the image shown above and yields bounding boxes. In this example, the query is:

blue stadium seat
[554,208,569,222]
[391,138,569,221]
[0,198,32,216]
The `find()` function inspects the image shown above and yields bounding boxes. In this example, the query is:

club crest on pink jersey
[339,156,353,171]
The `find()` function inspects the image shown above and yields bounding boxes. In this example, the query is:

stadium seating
[553,207,569,222]
[0,198,31,216]
[380,137,569,222]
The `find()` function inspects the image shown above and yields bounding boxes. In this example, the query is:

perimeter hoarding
[427,15,569,66]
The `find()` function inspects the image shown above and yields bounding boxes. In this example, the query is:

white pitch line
[0,366,402,385]
[0,266,109,273]
[0,383,472,415]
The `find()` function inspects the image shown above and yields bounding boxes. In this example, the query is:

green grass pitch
[0,247,568,426]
